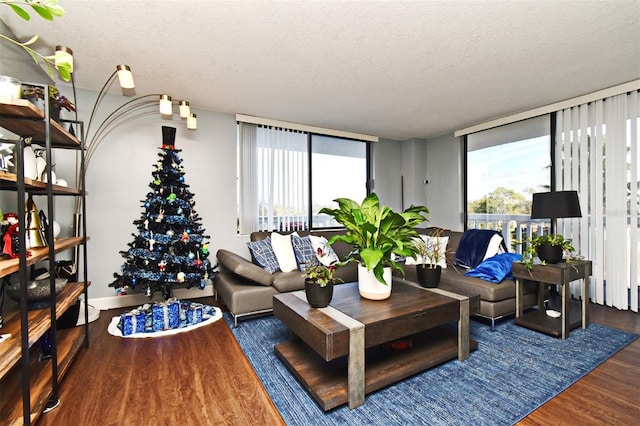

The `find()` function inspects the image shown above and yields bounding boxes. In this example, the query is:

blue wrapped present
[186,304,203,325]
[152,299,180,331]
[118,309,147,336]
[167,299,180,329]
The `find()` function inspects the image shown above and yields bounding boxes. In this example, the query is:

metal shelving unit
[0,93,89,425]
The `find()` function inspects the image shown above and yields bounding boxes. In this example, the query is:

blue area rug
[225,314,636,425]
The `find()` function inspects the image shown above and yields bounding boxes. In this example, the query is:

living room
[0,1,638,425]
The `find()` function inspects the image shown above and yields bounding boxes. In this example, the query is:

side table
[512,259,591,339]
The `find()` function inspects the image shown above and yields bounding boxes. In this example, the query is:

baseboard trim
[89,285,215,311]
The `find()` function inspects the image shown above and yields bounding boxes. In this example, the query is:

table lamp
[531,190,582,234]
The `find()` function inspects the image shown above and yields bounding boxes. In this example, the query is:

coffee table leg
[348,326,365,409]
[458,298,470,361]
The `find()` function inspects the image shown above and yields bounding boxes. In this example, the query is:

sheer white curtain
[237,122,308,234]
[556,90,639,311]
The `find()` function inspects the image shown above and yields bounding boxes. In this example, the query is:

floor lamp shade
[160,94,173,118]
[55,45,74,72]
[116,65,135,95]
[179,100,190,118]
[531,191,582,219]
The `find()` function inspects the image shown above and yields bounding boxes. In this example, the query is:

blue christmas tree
[110,126,214,299]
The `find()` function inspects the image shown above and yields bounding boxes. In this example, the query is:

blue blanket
[465,252,522,283]
[454,229,507,269]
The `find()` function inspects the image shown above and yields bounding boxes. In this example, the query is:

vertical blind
[238,123,308,233]
[556,90,639,311]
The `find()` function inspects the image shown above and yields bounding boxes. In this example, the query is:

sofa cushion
[272,270,306,293]
[246,237,279,273]
[439,267,537,302]
[291,234,318,271]
[271,232,298,272]
[465,253,522,283]
[216,249,274,287]
[309,235,340,266]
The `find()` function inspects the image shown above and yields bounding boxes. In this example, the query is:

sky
[467,136,550,202]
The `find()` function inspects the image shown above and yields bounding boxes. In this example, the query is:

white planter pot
[357,264,392,300]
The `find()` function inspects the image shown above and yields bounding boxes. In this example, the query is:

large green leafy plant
[319,193,429,284]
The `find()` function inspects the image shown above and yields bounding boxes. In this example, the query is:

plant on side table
[319,192,429,300]
[518,233,576,272]
[302,260,342,308]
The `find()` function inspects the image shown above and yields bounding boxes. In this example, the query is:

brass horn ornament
[25,195,47,248]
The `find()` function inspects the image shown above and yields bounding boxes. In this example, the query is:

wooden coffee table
[273,279,479,410]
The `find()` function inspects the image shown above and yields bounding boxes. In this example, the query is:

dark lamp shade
[531,191,582,219]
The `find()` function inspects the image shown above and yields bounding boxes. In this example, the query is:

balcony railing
[467,214,551,254]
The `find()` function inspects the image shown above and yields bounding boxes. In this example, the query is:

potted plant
[302,261,342,308]
[518,233,576,272]
[21,84,75,121]
[413,229,447,288]
[319,193,429,300]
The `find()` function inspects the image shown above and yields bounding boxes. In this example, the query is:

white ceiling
[3,0,639,140]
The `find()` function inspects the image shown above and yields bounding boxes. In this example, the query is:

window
[311,135,367,227]
[238,122,370,233]
[465,115,551,250]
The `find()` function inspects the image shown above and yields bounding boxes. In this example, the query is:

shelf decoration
[109,126,215,299]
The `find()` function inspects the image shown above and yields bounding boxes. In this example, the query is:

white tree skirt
[107,306,223,338]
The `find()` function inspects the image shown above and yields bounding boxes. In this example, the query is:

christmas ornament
[177,271,185,283]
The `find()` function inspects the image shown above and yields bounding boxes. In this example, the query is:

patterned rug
[226,314,637,425]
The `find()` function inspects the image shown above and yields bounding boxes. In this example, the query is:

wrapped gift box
[118,310,147,336]
[117,298,215,335]
[152,299,180,331]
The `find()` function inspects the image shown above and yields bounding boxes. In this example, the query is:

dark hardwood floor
[37,299,638,425]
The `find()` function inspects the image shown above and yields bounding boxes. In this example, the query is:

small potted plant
[518,233,576,272]
[413,229,447,288]
[302,258,342,308]
[21,84,75,121]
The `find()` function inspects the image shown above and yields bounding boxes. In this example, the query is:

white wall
[371,138,403,211]
[425,133,464,231]
[400,138,428,210]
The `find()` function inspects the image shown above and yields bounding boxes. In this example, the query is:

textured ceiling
[2,0,639,140]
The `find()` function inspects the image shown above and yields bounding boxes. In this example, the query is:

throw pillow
[246,237,279,273]
[405,235,449,268]
[308,235,340,266]
[270,232,299,273]
[291,234,318,271]
[464,252,522,283]
[483,233,506,261]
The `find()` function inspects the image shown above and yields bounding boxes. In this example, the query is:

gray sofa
[404,228,539,330]
[215,230,357,326]
[214,228,540,328]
